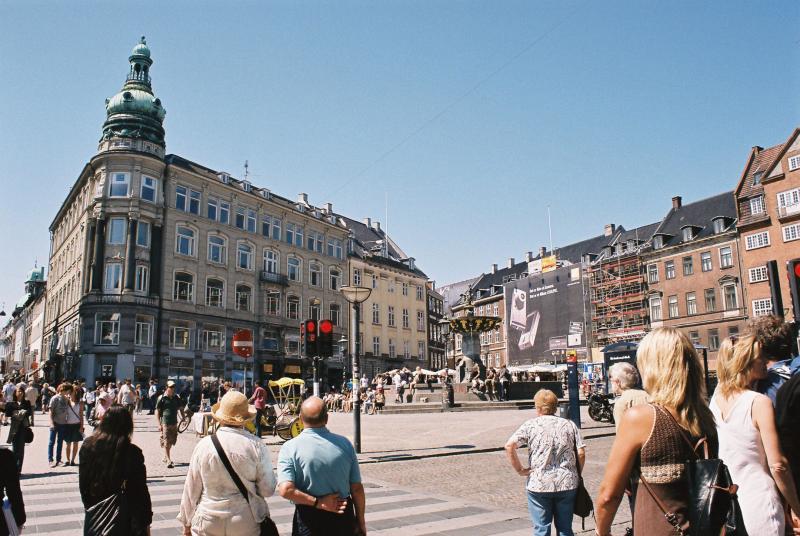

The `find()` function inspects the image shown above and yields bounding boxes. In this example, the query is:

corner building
[43,38,351,389]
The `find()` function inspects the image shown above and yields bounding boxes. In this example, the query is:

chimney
[525,251,533,262]
[323,202,333,214]
[507,257,515,269]
[297,192,309,205]
[491,263,498,274]
[363,217,372,228]
[604,224,616,237]
[372,221,381,232]
[672,196,682,209]
[539,246,547,258]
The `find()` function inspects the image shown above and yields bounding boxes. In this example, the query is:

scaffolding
[589,252,649,347]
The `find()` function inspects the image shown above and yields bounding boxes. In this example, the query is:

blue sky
[0,1,798,316]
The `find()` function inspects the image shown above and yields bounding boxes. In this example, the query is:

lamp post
[340,285,372,454]
[338,336,349,386]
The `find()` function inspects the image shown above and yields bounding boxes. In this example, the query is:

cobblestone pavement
[11,407,632,535]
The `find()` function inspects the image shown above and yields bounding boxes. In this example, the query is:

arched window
[208,235,227,264]
[176,226,196,256]
[174,272,194,302]
[237,242,253,270]
[329,303,341,326]
[308,299,321,321]
[309,262,322,287]
[286,295,300,319]
[288,257,301,282]
[206,278,224,308]
[236,284,252,312]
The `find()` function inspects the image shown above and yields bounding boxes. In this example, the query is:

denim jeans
[48,424,67,463]
[526,488,577,536]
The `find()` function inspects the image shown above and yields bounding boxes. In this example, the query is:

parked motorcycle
[587,392,615,424]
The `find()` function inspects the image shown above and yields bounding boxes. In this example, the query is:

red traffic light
[319,319,333,334]
[795,263,800,278]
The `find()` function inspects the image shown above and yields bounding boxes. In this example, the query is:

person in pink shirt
[248,380,268,438]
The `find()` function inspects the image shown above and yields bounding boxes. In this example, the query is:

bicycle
[178,406,195,433]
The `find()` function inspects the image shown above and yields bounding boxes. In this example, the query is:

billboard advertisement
[505,264,588,365]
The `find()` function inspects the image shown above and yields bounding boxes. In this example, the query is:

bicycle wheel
[178,417,190,433]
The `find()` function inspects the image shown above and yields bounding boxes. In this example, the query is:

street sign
[232,329,254,358]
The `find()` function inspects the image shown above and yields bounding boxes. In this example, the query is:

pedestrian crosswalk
[20,472,534,535]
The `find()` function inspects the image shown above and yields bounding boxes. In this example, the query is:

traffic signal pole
[312,356,320,397]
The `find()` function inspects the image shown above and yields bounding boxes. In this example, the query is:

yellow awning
[268,377,305,388]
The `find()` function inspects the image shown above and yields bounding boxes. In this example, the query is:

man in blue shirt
[278,396,367,535]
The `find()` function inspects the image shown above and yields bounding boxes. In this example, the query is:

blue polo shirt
[277,426,361,498]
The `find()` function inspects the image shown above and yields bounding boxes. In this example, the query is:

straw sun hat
[211,391,257,426]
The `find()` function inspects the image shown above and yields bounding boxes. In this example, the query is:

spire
[99,36,166,151]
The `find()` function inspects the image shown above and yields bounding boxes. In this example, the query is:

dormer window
[753,171,763,185]
[681,227,695,242]
[712,217,728,234]
[750,196,765,215]
[259,189,270,199]
[653,235,664,250]
[242,181,251,193]
[217,173,230,184]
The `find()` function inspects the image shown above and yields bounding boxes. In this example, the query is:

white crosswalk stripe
[20,472,532,535]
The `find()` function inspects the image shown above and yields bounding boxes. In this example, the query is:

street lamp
[438,317,452,369]
[340,285,372,453]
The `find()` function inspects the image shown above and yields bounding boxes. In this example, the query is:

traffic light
[318,319,334,357]
[302,320,317,357]
[788,258,800,321]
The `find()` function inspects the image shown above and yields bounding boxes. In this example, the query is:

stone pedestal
[458,332,485,381]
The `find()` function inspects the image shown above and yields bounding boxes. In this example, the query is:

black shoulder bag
[572,430,593,528]
[639,406,747,536]
[84,464,133,535]
[211,434,279,536]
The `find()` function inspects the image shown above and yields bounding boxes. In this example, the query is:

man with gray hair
[608,362,648,428]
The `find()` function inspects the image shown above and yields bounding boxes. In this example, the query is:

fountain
[442,292,502,382]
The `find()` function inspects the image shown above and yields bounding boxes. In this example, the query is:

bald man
[277,397,367,535]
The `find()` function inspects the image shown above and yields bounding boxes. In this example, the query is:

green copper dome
[100,36,166,148]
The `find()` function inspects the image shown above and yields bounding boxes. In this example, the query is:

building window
[647,264,659,283]
[235,207,246,230]
[372,303,380,324]
[653,235,664,249]
[665,261,675,280]
[307,231,323,253]
[668,295,678,318]
[723,284,738,310]
[237,243,253,270]
[373,337,380,356]
[416,286,424,300]
[749,266,768,283]
[402,282,409,296]
[203,326,225,352]
[206,278,224,308]
[327,238,343,259]
[686,292,697,315]
[169,322,192,350]
[650,297,662,321]
[173,272,194,302]
[418,341,425,360]
[263,249,278,274]
[330,303,341,326]
[777,187,800,214]
[109,172,129,197]
[701,252,712,272]
[134,315,153,346]
[783,223,800,242]
[236,284,252,312]
[208,235,227,264]
[708,329,720,351]
[247,209,257,233]
[175,185,187,210]
[136,221,150,247]
[189,190,200,214]
[287,257,301,282]
[712,218,727,234]
[371,274,378,289]
[682,256,693,276]
[176,226,195,256]
[220,202,230,225]
[263,216,280,240]
[207,197,218,221]
[752,298,773,317]
[388,339,396,358]
[388,306,395,327]
[329,268,341,290]
[417,310,424,331]
[789,155,800,171]
[388,279,395,294]
[682,227,694,242]
[134,265,149,293]
[309,263,322,287]
[719,246,733,268]
[750,196,765,215]
[744,232,770,251]
[96,313,120,345]
[704,288,716,312]
[689,331,700,346]
[266,291,280,316]
[286,295,300,319]
[403,340,410,359]
[104,263,123,292]
[309,300,320,321]
[107,217,126,244]
[402,308,409,329]
[353,268,361,286]
[493,303,499,315]
[140,176,157,202]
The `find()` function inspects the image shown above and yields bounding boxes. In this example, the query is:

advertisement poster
[504,265,587,365]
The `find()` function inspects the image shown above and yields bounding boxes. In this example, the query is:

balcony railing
[84,294,157,307]
[259,271,289,286]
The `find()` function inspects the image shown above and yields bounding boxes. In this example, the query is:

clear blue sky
[1,1,798,317]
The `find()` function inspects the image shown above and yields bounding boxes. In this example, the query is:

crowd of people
[2,314,799,536]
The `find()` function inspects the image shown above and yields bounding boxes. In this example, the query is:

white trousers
[191,505,260,536]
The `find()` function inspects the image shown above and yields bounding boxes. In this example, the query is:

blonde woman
[595,328,718,536]
[710,335,800,534]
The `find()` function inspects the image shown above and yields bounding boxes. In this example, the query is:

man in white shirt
[147,379,158,414]
[2,379,16,425]
[117,379,136,413]
[25,383,39,425]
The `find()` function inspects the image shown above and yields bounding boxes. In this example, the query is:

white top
[148,384,158,397]
[25,386,38,405]
[178,427,276,527]
[3,382,15,402]
[64,400,82,425]
[508,415,585,493]
[118,384,134,404]
[710,389,785,535]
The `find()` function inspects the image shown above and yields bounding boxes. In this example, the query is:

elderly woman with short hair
[608,362,648,429]
[505,389,585,536]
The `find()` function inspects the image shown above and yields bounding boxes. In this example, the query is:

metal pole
[352,302,362,453]
[313,357,320,397]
